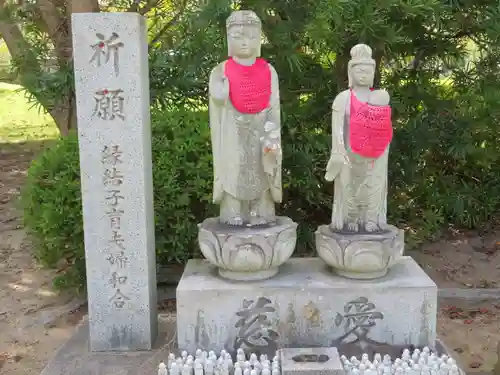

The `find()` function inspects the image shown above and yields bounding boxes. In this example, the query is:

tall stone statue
[209,10,281,226]
[315,44,404,279]
[198,10,297,281]
[325,44,392,233]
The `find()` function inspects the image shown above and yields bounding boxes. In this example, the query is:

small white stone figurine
[343,348,460,375]
[159,362,168,375]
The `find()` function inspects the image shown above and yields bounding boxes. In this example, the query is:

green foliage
[150,0,500,246]
[21,109,216,290]
[15,0,500,289]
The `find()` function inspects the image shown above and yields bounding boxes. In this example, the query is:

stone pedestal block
[176,257,437,356]
[315,225,404,279]
[198,216,298,281]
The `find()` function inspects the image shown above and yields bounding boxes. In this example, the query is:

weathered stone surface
[280,347,345,375]
[176,257,437,356]
[72,12,157,351]
[315,224,404,279]
[39,315,176,375]
[198,216,297,281]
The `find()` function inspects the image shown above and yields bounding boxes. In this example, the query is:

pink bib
[224,57,272,114]
[349,89,393,159]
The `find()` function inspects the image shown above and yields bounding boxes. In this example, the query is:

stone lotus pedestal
[315,225,404,279]
[198,216,298,281]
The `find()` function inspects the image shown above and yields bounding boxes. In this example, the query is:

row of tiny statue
[158,349,280,375]
[341,347,460,375]
[158,348,460,375]
[198,10,404,282]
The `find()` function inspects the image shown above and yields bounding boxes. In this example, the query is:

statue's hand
[211,74,230,103]
[325,153,349,182]
[261,122,281,157]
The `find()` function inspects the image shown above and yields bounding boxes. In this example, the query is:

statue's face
[228,25,261,58]
[350,63,375,87]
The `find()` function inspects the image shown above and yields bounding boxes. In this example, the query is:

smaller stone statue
[315,44,404,279]
[198,10,297,281]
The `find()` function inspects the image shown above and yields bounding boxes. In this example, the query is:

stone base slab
[39,315,176,375]
[176,257,437,356]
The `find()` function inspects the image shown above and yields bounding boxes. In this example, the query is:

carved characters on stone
[93,88,125,120]
[332,297,385,347]
[209,10,282,226]
[325,44,392,233]
[90,32,124,76]
[101,143,130,308]
[194,309,211,350]
[228,297,279,354]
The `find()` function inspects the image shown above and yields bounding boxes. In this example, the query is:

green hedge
[21,104,500,291]
[22,109,216,290]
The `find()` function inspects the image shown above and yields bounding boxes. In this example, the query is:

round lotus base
[315,224,404,280]
[198,216,298,281]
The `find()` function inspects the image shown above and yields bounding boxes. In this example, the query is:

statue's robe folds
[328,89,390,231]
[208,60,282,210]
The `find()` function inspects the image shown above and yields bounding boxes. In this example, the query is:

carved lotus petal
[343,240,387,272]
[221,235,272,272]
[315,224,404,279]
[198,227,221,266]
[271,225,298,266]
[197,217,298,280]
[315,233,342,268]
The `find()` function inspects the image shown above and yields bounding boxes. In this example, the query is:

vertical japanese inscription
[90,31,126,120]
[93,89,125,121]
[102,145,129,308]
[90,32,124,76]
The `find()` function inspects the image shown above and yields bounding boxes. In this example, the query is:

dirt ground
[0,142,499,375]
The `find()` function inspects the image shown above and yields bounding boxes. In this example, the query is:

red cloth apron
[349,89,393,159]
[224,57,272,114]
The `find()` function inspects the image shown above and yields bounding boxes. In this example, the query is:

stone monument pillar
[316,44,404,279]
[72,12,157,351]
[198,10,298,281]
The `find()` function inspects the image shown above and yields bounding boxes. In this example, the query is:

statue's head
[226,10,262,59]
[348,44,376,88]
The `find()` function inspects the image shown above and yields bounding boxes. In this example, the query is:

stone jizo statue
[325,44,392,233]
[315,44,403,279]
[198,10,297,281]
[209,10,281,226]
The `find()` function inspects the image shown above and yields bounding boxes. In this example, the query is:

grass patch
[0,82,59,143]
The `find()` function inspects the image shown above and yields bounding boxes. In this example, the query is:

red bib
[224,57,272,114]
[349,89,393,159]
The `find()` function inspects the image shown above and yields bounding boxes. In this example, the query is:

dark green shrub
[22,109,215,290]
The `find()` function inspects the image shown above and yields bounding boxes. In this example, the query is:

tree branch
[68,0,100,13]
[0,0,40,76]
[37,0,72,62]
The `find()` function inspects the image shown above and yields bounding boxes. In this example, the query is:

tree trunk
[0,0,100,136]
